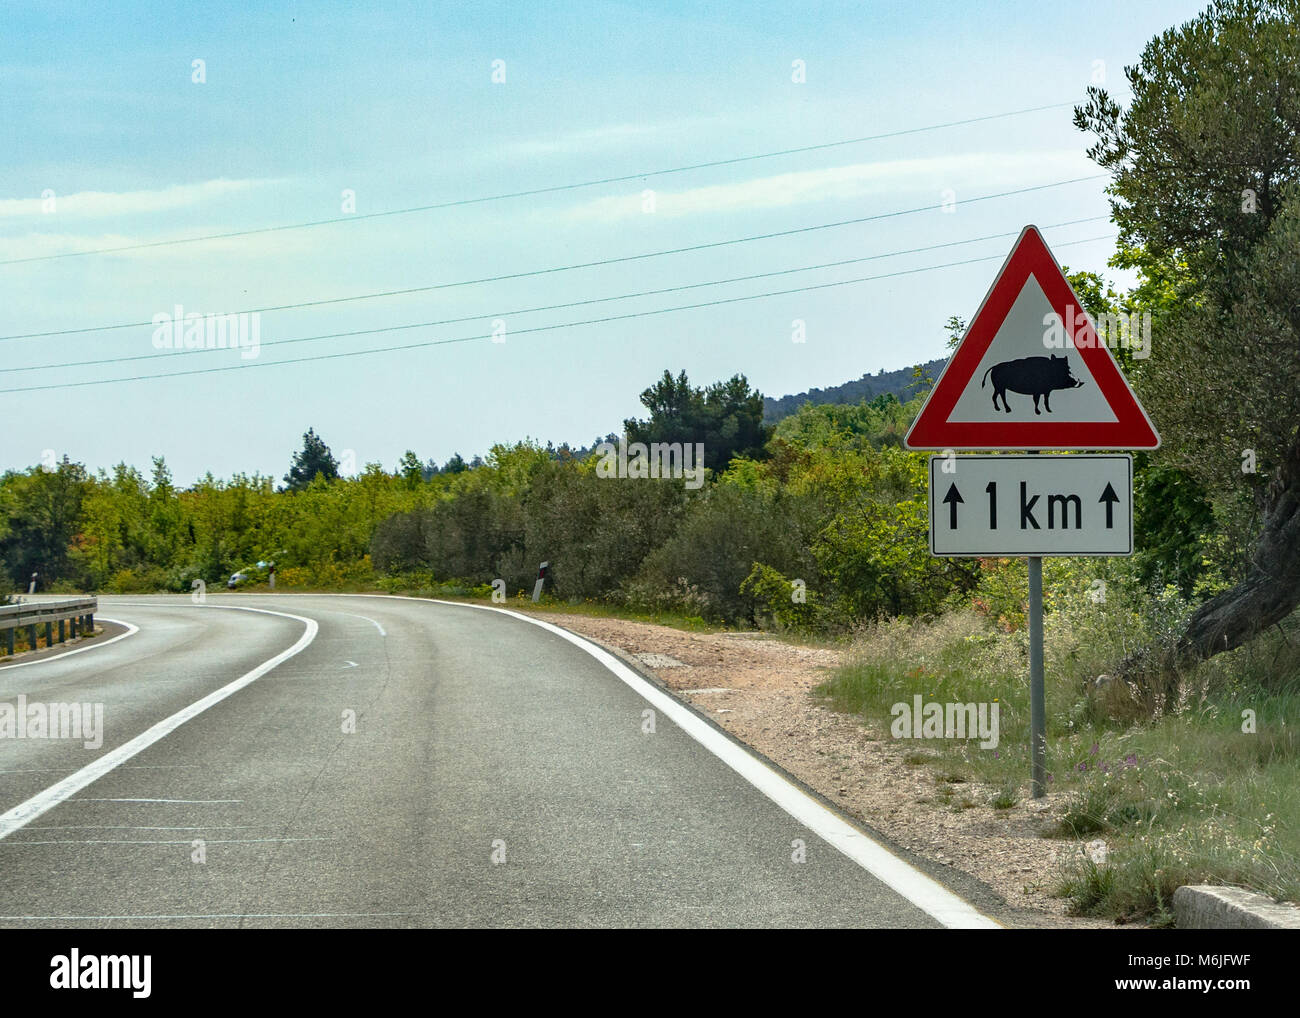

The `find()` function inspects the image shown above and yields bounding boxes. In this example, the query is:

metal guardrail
[0,597,97,656]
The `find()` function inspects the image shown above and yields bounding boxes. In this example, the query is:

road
[0,594,997,928]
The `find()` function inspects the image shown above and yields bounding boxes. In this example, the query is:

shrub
[739,562,823,631]
[632,485,815,624]
[106,566,171,593]
[522,470,691,600]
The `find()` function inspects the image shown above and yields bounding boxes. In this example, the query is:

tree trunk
[1179,431,1300,659]
[1120,432,1300,697]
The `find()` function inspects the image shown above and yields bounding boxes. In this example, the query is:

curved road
[0,594,997,928]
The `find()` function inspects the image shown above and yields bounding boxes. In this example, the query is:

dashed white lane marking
[0,617,139,672]
[0,765,201,774]
[0,604,318,843]
[339,612,386,637]
[26,825,273,831]
[282,592,1001,930]
[73,798,242,804]
[0,911,415,921]
[2,837,335,846]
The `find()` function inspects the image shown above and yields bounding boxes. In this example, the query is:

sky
[0,0,1210,485]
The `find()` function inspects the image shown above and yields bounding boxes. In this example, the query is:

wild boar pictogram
[981,354,1084,414]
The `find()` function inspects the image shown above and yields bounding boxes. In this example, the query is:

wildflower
[1090,743,1099,756]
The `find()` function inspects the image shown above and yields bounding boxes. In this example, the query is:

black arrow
[943,483,964,529]
[1099,482,1120,528]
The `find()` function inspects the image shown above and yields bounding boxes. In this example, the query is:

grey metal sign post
[1026,446,1046,797]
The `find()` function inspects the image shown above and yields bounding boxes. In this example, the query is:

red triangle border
[905,225,1159,450]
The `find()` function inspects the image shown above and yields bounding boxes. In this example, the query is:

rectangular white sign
[929,454,1133,557]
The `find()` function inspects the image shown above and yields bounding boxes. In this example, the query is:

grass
[814,595,1300,925]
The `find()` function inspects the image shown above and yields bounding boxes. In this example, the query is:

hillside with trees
[762,358,946,423]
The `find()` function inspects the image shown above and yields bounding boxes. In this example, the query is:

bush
[631,485,816,624]
[371,491,525,584]
[809,447,977,620]
[369,510,433,574]
[522,469,691,600]
[106,566,171,593]
[739,562,823,631]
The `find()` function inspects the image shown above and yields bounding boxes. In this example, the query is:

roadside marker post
[906,225,1158,797]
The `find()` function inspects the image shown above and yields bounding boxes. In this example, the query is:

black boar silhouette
[981,354,1084,414]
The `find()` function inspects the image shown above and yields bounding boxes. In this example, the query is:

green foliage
[624,370,772,472]
[283,428,340,492]
[522,465,692,600]
[943,315,966,352]
[0,458,88,590]
[397,450,423,489]
[771,393,913,452]
[764,359,944,421]
[1131,454,1215,595]
[739,562,822,631]
[1075,0,1300,489]
[631,483,814,623]
[0,359,990,631]
[968,558,1029,630]
[809,446,978,619]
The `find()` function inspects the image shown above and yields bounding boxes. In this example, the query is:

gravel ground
[523,610,1123,929]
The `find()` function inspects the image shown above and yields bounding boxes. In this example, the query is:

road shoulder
[521,610,1119,930]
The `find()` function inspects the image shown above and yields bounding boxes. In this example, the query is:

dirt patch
[524,610,1118,929]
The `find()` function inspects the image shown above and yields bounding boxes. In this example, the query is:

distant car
[227,571,249,589]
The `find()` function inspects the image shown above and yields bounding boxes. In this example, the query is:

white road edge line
[0,617,139,672]
[0,604,318,843]
[317,592,1001,930]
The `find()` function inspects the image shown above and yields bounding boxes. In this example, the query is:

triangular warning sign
[905,225,1159,450]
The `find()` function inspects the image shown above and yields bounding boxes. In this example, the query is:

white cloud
[557,149,1096,222]
[0,178,278,219]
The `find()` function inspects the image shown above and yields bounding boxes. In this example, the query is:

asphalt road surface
[0,594,998,928]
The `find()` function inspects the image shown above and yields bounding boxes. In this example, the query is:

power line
[0,102,1076,267]
[0,234,1117,395]
[0,174,1106,343]
[0,218,1109,375]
